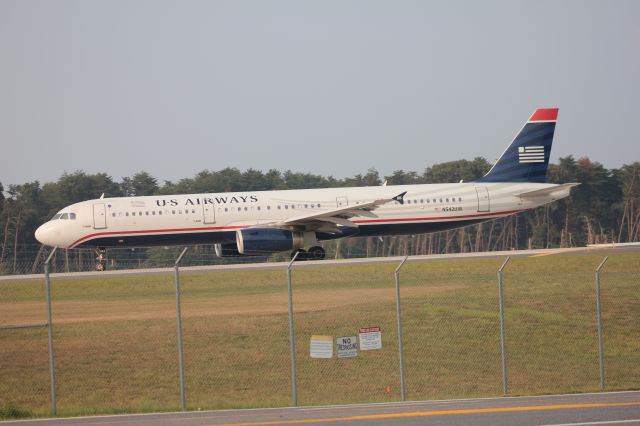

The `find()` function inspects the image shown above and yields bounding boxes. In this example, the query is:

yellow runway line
[211,401,640,426]
[530,252,553,257]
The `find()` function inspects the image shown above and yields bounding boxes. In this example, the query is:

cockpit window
[60,213,69,220]
[51,213,62,220]
[69,213,76,220]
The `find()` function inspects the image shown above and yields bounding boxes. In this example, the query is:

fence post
[175,247,189,410]
[44,246,58,416]
[498,256,510,396]
[394,255,409,401]
[595,256,608,391]
[287,251,300,406]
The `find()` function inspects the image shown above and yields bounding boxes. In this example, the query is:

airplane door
[475,187,490,213]
[93,203,107,229]
[336,196,348,207]
[203,204,216,224]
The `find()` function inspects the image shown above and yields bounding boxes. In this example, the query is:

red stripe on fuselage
[69,209,525,248]
[352,209,523,224]
[69,224,251,248]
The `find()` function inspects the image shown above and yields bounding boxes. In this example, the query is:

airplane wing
[516,183,580,200]
[264,191,406,234]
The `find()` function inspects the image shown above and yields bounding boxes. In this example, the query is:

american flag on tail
[518,146,545,163]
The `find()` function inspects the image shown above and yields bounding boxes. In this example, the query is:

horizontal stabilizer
[517,183,580,200]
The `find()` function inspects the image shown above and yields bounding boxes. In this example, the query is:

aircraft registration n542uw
[36,108,578,269]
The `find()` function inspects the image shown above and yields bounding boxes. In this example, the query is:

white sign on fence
[336,336,358,358]
[359,326,382,350]
[310,335,333,358]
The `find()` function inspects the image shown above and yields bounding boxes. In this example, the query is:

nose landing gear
[95,248,106,271]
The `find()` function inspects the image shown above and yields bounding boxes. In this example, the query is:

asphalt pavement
[3,391,640,426]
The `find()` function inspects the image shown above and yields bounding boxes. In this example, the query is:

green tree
[121,172,159,196]
[384,170,420,185]
[423,158,491,183]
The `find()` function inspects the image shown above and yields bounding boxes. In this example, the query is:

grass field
[1,251,639,418]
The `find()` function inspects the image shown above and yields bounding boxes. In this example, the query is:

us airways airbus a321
[35,108,578,270]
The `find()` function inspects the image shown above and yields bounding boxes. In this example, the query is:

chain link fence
[1,251,639,419]
[1,240,384,276]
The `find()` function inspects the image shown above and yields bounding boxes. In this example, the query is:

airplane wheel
[95,262,105,271]
[308,246,325,260]
[291,248,307,261]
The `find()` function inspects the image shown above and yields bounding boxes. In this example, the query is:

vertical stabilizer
[477,108,558,183]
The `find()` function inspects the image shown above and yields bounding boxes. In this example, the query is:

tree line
[1,155,639,273]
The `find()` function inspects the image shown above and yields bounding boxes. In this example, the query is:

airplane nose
[35,224,52,246]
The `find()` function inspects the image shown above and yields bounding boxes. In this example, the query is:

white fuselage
[34,182,569,249]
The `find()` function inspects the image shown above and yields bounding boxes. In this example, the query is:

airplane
[35,108,578,270]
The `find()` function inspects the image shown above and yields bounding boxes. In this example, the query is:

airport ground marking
[210,401,640,426]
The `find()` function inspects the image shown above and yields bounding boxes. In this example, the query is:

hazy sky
[1,0,639,187]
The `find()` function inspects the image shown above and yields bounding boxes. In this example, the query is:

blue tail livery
[477,108,558,183]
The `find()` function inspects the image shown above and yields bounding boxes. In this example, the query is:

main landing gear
[291,246,326,261]
[95,248,106,271]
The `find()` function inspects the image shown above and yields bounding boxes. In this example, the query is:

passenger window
[257,206,261,211]
[459,197,462,202]
[224,208,228,212]
[172,210,176,215]
[267,206,271,210]
[446,198,449,202]
[126,212,129,216]
[318,204,321,208]
[145,211,149,215]
[285,205,289,209]
[192,209,195,214]
[159,211,162,215]
[277,205,281,209]
[291,205,295,209]
[152,211,156,215]
[304,204,308,208]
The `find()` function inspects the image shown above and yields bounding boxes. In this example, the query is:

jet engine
[236,228,304,255]
[214,243,243,258]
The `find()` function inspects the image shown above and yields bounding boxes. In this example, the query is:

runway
[3,391,640,426]
[1,243,638,282]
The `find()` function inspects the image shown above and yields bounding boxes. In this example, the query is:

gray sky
[1,0,639,187]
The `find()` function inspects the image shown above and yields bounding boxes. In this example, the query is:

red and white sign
[359,326,382,350]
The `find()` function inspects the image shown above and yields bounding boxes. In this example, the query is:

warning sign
[336,336,358,358]
[359,326,382,350]
[310,335,333,358]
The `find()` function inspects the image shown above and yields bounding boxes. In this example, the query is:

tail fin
[476,108,558,183]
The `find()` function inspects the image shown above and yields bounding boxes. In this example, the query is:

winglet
[392,191,407,205]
